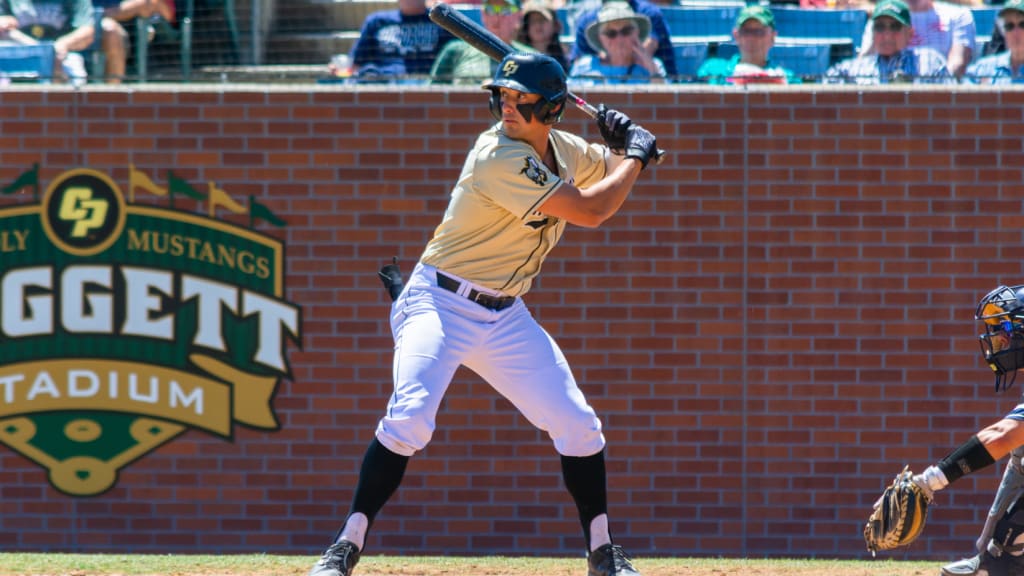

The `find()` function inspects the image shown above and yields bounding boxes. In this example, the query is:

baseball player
[308,51,659,576]
[884,285,1024,575]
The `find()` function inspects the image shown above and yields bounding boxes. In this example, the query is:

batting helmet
[977,284,1024,391]
[483,52,567,125]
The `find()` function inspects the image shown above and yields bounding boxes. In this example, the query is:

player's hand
[624,124,657,169]
[597,104,631,155]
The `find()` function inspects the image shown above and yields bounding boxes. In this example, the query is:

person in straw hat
[568,1,666,84]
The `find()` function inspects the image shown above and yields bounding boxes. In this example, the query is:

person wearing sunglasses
[857,0,976,77]
[430,0,532,84]
[964,0,1024,84]
[695,6,801,85]
[868,285,1024,576]
[567,0,676,78]
[567,1,666,85]
[825,0,952,84]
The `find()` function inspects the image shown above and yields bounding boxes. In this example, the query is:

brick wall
[0,85,1021,559]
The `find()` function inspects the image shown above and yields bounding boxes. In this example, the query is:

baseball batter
[309,52,659,576]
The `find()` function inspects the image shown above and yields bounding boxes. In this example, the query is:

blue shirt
[349,9,456,77]
[568,0,677,76]
[568,54,667,85]
[965,52,1024,84]
[824,47,953,85]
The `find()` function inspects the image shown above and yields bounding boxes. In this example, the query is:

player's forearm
[576,158,642,226]
[914,429,1006,495]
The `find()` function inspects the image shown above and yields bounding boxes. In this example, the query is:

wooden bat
[428,2,665,164]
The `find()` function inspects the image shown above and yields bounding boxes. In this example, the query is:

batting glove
[624,124,658,169]
[597,104,631,155]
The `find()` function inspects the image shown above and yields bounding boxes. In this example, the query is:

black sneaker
[309,540,360,576]
[587,543,641,576]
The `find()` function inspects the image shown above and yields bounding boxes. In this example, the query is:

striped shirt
[965,52,1024,84]
[824,47,954,84]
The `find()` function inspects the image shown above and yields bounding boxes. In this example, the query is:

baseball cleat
[941,554,980,576]
[941,550,1024,576]
[309,539,360,576]
[588,543,641,576]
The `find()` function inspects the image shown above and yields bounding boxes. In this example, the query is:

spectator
[965,0,1024,83]
[568,1,666,84]
[431,0,530,84]
[336,0,456,83]
[518,0,568,71]
[859,0,976,76]
[799,0,868,8]
[0,0,94,83]
[568,0,676,78]
[826,0,953,83]
[99,0,175,83]
[696,6,802,85]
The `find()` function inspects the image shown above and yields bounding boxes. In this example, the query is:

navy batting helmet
[482,52,567,125]
[977,284,1024,391]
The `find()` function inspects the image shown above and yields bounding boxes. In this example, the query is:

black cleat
[588,543,641,576]
[309,540,360,576]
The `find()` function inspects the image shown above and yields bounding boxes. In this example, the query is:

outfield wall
[0,85,1021,559]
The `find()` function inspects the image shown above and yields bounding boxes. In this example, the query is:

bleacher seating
[770,7,867,53]
[714,43,832,78]
[673,42,709,79]
[661,5,740,45]
[972,7,999,41]
[0,43,55,83]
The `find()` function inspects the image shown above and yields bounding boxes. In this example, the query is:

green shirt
[430,40,534,85]
[697,54,802,85]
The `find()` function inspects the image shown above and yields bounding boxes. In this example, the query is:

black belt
[436,272,517,311]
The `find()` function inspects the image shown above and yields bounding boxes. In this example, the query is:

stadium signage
[0,165,302,496]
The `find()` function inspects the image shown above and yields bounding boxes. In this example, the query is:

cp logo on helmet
[483,52,567,125]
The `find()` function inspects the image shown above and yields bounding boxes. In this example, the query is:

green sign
[0,166,302,496]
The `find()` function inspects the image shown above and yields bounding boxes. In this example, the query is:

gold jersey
[421,123,607,297]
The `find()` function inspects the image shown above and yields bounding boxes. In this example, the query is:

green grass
[0,553,947,576]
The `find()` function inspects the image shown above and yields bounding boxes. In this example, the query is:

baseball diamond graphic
[0,166,302,496]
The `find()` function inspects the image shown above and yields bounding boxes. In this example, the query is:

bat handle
[568,92,666,165]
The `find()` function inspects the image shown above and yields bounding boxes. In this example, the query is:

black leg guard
[560,450,609,552]
[349,437,410,528]
[993,494,1024,556]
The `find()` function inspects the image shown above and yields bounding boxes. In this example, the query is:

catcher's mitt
[863,465,932,555]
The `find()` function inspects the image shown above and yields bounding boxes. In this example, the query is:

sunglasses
[1004,20,1024,32]
[872,21,904,32]
[738,27,770,37]
[483,3,519,15]
[601,24,636,38]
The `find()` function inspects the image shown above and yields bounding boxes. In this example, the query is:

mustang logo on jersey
[520,157,548,187]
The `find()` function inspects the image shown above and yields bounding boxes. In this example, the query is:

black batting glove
[624,124,658,169]
[597,104,631,155]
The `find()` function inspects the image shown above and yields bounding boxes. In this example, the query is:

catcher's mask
[976,284,1024,392]
[482,52,567,125]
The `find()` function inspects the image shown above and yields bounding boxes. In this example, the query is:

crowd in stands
[327,0,1024,85]
[0,0,220,83]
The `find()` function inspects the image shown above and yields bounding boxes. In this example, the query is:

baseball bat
[428,2,665,164]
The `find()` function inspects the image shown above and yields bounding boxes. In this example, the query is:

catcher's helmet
[976,284,1024,391]
[482,52,567,125]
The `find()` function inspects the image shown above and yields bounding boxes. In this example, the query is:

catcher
[865,284,1024,575]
